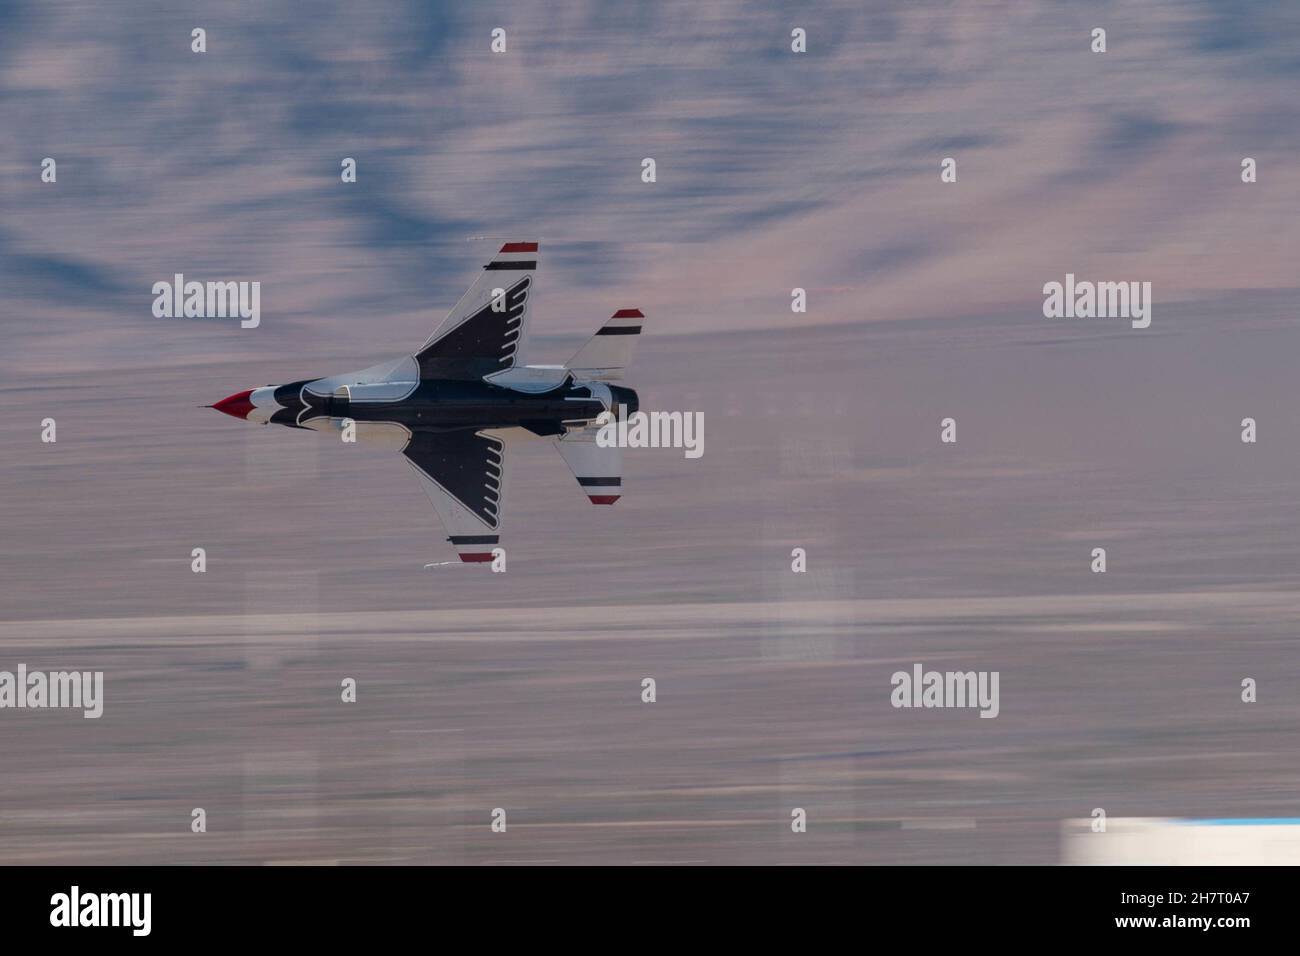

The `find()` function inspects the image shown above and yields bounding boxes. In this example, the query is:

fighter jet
[210,242,641,561]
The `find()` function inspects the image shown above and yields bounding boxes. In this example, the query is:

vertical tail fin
[564,309,643,381]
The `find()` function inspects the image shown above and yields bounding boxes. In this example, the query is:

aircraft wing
[415,242,538,380]
[402,429,505,562]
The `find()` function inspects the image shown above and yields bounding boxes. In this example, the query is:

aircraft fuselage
[214,372,638,439]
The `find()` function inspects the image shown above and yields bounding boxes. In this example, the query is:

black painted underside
[267,376,615,435]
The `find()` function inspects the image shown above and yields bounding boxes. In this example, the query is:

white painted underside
[246,386,281,424]
[485,364,570,392]
[305,354,420,396]
[301,417,411,451]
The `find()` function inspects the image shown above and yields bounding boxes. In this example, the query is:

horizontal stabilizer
[553,431,622,504]
[565,309,643,381]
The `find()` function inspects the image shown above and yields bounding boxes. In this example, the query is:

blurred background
[2,0,1300,864]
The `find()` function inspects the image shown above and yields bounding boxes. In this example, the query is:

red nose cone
[212,389,256,420]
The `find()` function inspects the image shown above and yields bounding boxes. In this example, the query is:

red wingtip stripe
[459,552,495,562]
[611,308,643,319]
[588,495,621,505]
[499,242,538,253]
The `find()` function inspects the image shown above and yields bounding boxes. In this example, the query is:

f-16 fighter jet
[210,242,641,561]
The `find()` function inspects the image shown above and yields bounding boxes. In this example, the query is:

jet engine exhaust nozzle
[608,385,639,418]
